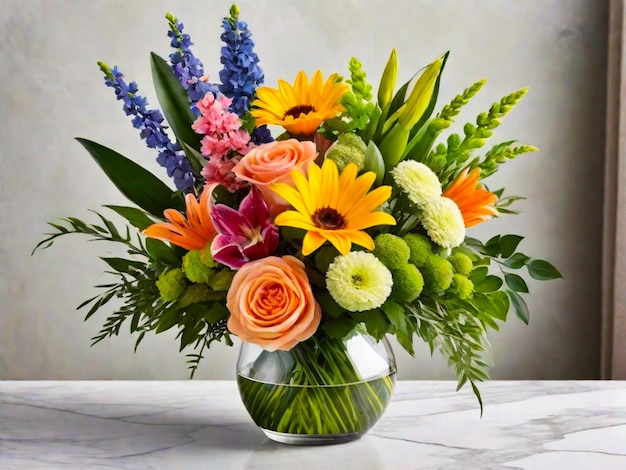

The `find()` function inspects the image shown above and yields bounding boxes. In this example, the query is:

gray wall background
[0,0,606,380]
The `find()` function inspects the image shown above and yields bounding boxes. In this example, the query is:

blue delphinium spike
[166,13,219,115]
[98,61,196,192]
[218,5,272,143]
[218,5,263,117]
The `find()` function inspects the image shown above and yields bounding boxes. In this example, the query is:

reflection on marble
[0,381,625,469]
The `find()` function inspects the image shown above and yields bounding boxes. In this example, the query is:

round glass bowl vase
[236,332,396,445]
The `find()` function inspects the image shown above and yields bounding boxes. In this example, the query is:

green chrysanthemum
[326,251,393,312]
[421,197,466,249]
[391,160,442,205]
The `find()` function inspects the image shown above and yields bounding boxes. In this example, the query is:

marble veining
[0,381,625,469]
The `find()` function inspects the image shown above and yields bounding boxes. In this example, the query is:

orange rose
[226,256,322,351]
[232,139,317,215]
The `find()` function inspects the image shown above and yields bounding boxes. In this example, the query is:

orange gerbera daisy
[442,168,498,228]
[251,70,349,138]
[143,189,216,251]
[270,159,396,256]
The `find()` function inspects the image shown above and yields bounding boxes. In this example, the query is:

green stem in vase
[237,333,396,436]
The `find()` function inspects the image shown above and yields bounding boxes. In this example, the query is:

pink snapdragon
[192,91,255,191]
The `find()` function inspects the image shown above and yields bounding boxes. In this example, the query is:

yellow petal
[274,211,317,231]
[302,231,327,255]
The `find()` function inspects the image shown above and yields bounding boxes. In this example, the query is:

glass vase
[236,331,396,445]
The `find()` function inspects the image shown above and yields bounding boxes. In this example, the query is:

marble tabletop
[0,381,625,469]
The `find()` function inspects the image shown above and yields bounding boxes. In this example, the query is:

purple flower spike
[210,187,279,269]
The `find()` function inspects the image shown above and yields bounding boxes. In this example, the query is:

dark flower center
[312,207,346,230]
[284,104,316,119]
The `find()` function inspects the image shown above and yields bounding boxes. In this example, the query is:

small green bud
[230,4,240,19]
[451,273,474,299]
[208,270,235,291]
[156,268,186,302]
[325,133,368,171]
[373,233,410,268]
[421,255,454,293]
[448,252,473,276]
[199,246,217,268]
[179,284,221,307]
[183,250,215,284]
[430,155,447,173]
[390,263,424,301]
[402,233,433,267]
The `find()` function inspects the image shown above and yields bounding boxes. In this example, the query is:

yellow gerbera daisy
[270,159,396,256]
[251,70,349,138]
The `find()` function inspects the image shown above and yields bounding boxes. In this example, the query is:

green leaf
[76,138,184,218]
[473,275,503,293]
[155,308,182,334]
[150,52,202,151]
[504,272,529,293]
[381,300,407,334]
[499,235,524,258]
[322,316,357,339]
[468,266,488,284]
[359,310,391,341]
[100,257,145,274]
[527,259,563,280]
[205,304,229,323]
[180,141,206,175]
[483,235,501,257]
[503,252,530,269]
[105,205,155,230]
[315,291,344,318]
[363,140,386,185]
[145,238,182,266]
[507,290,530,324]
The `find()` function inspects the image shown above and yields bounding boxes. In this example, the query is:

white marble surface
[0,381,624,469]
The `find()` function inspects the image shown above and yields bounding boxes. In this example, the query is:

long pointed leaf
[76,138,184,217]
[150,52,202,151]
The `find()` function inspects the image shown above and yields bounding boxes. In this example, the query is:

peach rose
[226,256,322,351]
[232,139,318,214]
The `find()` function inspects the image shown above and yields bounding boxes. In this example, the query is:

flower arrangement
[35,4,561,415]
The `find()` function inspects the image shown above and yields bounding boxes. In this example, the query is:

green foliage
[33,209,232,377]
[150,52,202,152]
[463,235,562,324]
[76,139,185,218]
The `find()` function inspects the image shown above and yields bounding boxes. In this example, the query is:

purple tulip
[210,187,279,269]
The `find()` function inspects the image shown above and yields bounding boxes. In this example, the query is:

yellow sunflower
[270,159,396,256]
[251,70,349,138]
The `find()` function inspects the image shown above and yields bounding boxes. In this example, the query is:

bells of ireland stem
[379,57,443,168]
[378,49,398,110]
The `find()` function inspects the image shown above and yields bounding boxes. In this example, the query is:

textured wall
[0,0,606,380]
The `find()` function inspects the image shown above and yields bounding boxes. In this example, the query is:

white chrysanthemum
[391,160,442,205]
[325,251,393,312]
[421,197,466,249]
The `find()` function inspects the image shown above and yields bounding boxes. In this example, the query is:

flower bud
[378,49,398,110]
[398,57,443,129]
